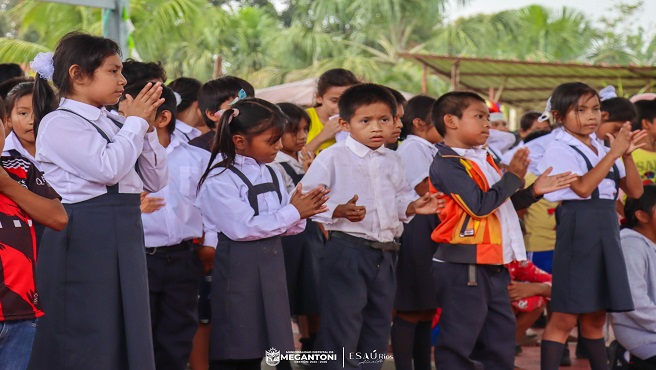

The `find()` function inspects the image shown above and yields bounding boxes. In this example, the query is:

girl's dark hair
[4,81,34,119]
[0,77,33,99]
[277,102,311,133]
[523,129,551,144]
[199,98,286,187]
[33,32,122,137]
[198,76,255,130]
[625,184,656,229]
[0,63,25,84]
[520,111,545,131]
[400,95,436,139]
[601,97,638,127]
[168,77,202,112]
[123,83,177,134]
[432,91,486,137]
[633,99,656,130]
[549,82,599,125]
[316,68,359,98]
[0,96,5,121]
[121,58,167,85]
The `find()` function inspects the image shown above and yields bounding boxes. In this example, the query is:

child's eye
[361,119,369,124]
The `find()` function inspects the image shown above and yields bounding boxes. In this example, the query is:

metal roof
[400,53,656,109]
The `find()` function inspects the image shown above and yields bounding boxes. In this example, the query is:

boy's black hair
[625,184,656,229]
[400,95,436,139]
[33,32,121,136]
[198,76,255,130]
[4,82,34,120]
[123,83,177,134]
[520,111,545,132]
[431,91,486,137]
[337,83,397,123]
[121,58,167,85]
[199,98,287,187]
[168,77,202,112]
[278,102,311,133]
[316,68,359,98]
[633,99,656,130]
[601,97,638,127]
[0,63,25,84]
[386,87,407,107]
[523,129,551,144]
[549,82,599,124]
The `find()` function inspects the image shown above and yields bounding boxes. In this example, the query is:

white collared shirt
[524,128,561,175]
[271,151,304,193]
[500,141,524,166]
[487,129,517,154]
[195,154,305,242]
[2,131,41,170]
[36,99,168,203]
[396,135,438,189]
[537,129,626,202]
[300,135,418,242]
[172,119,202,143]
[142,137,217,248]
[453,146,527,263]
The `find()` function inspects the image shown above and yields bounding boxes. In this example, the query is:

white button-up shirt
[271,151,304,193]
[2,131,41,170]
[36,99,168,203]
[142,136,217,248]
[300,136,417,242]
[537,129,625,202]
[396,135,438,189]
[172,119,202,143]
[196,154,305,242]
[453,147,527,263]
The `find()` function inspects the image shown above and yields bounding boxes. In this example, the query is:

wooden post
[422,63,428,94]
[450,60,460,91]
[213,55,223,79]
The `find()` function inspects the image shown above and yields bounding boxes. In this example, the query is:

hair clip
[173,91,182,106]
[30,52,55,81]
[214,108,240,124]
[538,96,552,122]
[599,85,617,101]
[229,89,247,106]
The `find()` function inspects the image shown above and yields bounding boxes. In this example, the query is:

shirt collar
[345,135,386,158]
[555,129,603,151]
[3,131,20,152]
[60,98,106,122]
[166,135,183,155]
[176,119,194,133]
[275,151,296,163]
[234,154,268,176]
[405,135,435,148]
[452,146,489,162]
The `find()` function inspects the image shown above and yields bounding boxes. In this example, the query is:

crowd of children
[0,31,655,370]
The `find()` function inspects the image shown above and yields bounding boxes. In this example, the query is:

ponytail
[198,109,238,188]
[32,75,57,137]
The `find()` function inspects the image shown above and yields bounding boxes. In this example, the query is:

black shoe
[561,346,572,367]
[515,344,523,356]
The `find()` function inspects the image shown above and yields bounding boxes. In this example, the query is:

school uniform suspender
[227,165,282,216]
[57,108,124,194]
[279,162,304,186]
[5,149,21,157]
[568,145,620,200]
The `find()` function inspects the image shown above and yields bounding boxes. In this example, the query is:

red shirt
[0,156,59,321]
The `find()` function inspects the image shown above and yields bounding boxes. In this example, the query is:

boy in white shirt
[300,84,439,370]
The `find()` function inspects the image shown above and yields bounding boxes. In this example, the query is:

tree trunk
[213,55,223,79]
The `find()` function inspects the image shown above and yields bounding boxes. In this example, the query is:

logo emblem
[265,348,281,366]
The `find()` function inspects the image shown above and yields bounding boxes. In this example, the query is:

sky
[447,0,656,30]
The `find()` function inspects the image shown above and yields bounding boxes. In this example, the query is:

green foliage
[0,0,653,97]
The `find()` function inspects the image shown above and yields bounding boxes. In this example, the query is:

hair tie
[214,108,240,124]
[228,89,247,106]
[538,96,552,122]
[599,85,617,101]
[30,52,55,81]
[173,91,182,106]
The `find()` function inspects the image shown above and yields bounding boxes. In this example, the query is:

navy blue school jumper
[199,163,298,360]
[277,161,324,315]
[28,101,166,370]
[551,146,634,313]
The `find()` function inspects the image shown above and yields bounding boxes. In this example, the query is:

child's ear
[635,209,651,224]
[338,118,350,132]
[68,64,86,85]
[412,118,424,131]
[206,109,221,123]
[154,110,172,129]
[643,118,651,130]
[444,114,457,131]
[601,111,609,122]
[232,134,247,150]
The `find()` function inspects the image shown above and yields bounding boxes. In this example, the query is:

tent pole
[422,64,428,94]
